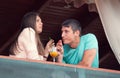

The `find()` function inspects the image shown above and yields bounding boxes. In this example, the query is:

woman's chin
[38,30,42,34]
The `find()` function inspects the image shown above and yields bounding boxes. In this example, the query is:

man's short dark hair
[62,19,82,35]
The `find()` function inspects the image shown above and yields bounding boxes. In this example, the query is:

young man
[57,19,99,68]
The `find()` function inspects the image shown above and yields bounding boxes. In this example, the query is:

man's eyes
[65,30,69,33]
[61,30,70,33]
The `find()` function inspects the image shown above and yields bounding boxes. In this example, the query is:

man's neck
[70,37,80,48]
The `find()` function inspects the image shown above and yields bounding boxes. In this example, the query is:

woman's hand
[56,40,64,63]
[44,39,54,58]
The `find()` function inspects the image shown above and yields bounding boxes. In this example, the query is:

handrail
[0,55,120,78]
[0,55,119,74]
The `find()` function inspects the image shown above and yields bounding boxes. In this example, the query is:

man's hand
[56,40,64,62]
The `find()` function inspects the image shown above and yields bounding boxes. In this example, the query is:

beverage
[50,51,58,58]
[49,43,58,62]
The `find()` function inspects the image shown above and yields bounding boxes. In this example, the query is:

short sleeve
[84,33,98,50]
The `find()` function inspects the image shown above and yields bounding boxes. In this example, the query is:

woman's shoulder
[20,27,35,36]
[18,27,35,40]
[22,27,35,33]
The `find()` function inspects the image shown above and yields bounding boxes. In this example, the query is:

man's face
[61,26,76,44]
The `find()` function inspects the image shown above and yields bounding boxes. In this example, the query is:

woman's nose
[40,22,43,25]
[61,32,65,37]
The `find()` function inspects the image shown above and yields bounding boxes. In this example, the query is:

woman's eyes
[36,19,39,22]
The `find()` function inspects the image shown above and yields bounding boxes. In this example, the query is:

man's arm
[78,49,96,67]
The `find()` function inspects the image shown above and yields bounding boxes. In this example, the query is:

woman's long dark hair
[10,12,44,55]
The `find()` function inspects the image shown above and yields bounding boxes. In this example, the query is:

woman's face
[35,16,43,34]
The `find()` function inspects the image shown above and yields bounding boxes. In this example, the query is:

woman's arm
[44,39,54,58]
[20,28,43,60]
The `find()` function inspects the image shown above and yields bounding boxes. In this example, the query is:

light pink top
[10,27,43,60]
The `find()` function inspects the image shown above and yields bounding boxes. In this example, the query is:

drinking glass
[49,46,58,62]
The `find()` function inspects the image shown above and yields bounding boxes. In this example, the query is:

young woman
[10,12,53,60]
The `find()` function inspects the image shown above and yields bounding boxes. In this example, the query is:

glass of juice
[49,45,58,62]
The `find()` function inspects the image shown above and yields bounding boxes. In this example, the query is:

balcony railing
[0,56,120,78]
